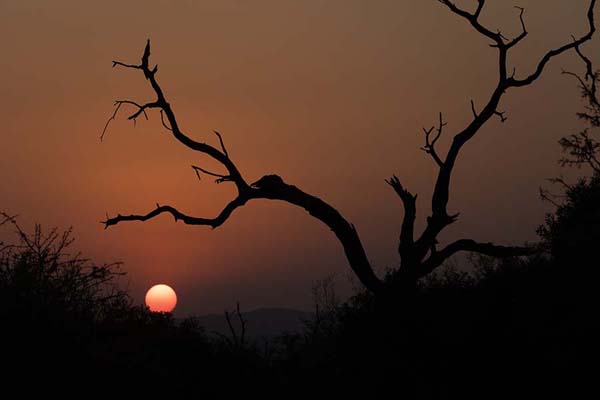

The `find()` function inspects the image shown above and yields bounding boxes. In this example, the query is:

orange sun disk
[145,284,177,312]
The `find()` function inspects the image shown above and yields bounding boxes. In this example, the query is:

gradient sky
[1,0,597,315]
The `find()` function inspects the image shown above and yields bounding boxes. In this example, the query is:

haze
[1,0,596,314]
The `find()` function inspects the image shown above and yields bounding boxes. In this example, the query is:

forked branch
[406,0,596,273]
[421,113,446,167]
[507,0,596,87]
[102,197,251,230]
[420,239,536,276]
[102,40,384,293]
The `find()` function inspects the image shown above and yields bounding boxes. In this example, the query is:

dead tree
[225,301,247,349]
[102,1,596,295]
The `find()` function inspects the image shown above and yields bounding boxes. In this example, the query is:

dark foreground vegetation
[3,1,600,393]
[1,170,598,396]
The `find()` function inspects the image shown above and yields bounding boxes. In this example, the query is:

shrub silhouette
[540,56,600,267]
[0,214,128,376]
[538,174,600,266]
[0,214,275,390]
[1,211,597,394]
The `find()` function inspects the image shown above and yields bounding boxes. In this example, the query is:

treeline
[1,181,598,396]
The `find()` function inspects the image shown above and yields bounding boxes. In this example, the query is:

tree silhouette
[557,44,600,173]
[102,1,597,295]
[538,174,600,265]
[539,41,600,264]
[1,212,127,319]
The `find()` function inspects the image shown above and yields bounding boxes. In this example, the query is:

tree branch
[159,109,172,131]
[575,41,596,82]
[224,301,246,348]
[101,101,124,141]
[386,175,417,259]
[104,41,385,293]
[558,129,600,172]
[104,173,384,292]
[438,0,504,46]
[112,60,141,70]
[103,195,251,230]
[191,165,232,184]
[213,130,229,158]
[420,112,446,167]
[224,308,238,347]
[101,100,159,140]
[508,0,596,87]
[108,39,249,194]
[566,41,599,107]
[494,110,508,123]
[506,6,528,49]
[420,239,535,277]
[471,99,479,118]
[414,0,596,272]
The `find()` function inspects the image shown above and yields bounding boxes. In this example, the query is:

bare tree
[558,43,600,174]
[102,1,596,295]
[224,301,247,349]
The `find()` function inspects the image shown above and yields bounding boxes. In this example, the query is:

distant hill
[192,308,313,342]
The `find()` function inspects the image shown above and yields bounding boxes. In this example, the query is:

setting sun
[145,284,177,312]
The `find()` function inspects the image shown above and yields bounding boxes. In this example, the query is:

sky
[1,0,597,315]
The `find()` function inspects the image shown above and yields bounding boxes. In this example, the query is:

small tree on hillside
[101,1,597,295]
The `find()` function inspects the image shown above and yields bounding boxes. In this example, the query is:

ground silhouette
[3,0,600,395]
[2,191,599,395]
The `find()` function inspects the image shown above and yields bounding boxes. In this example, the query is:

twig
[160,110,172,131]
[213,131,229,158]
[191,165,231,184]
[420,112,446,167]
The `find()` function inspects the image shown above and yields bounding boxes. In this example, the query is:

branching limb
[102,195,251,230]
[539,185,567,208]
[547,176,575,192]
[565,40,599,107]
[107,40,249,194]
[101,102,123,141]
[101,100,159,141]
[443,239,535,258]
[420,239,536,277]
[471,100,479,119]
[117,100,160,121]
[224,309,238,347]
[558,130,600,172]
[417,0,596,274]
[159,110,172,131]
[112,60,141,70]
[506,6,528,49]
[420,113,446,167]
[575,40,596,82]
[224,302,246,348]
[508,0,596,87]
[213,131,229,158]
[103,40,385,293]
[386,175,417,257]
[191,165,232,184]
[437,0,504,46]
[494,110,508,123]
[104,170,385,292]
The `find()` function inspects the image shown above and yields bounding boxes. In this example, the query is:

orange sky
[1,0,597,314]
